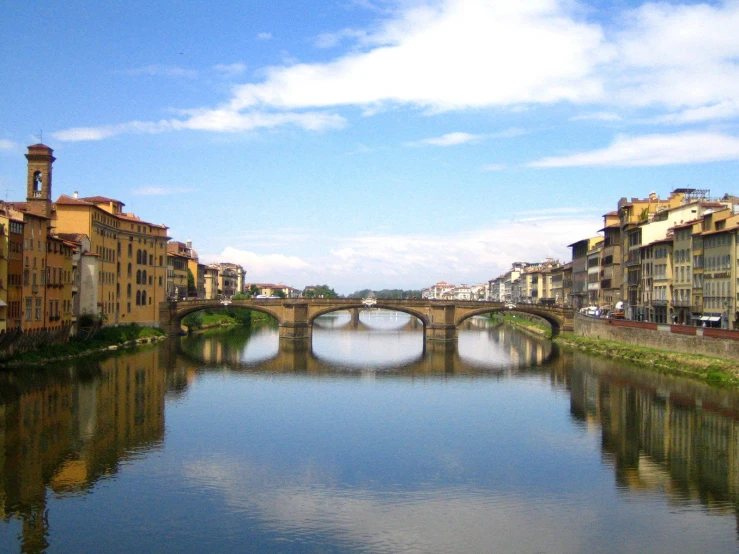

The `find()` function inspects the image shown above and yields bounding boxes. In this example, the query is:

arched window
[136,291,141,306]
[142,290,147,305]
[142,270,147,284]
[128,263,132,277]
[136,269,141,284]
[127,284,131,298]
[143,250,147,265]
[33,171,42,193]
[136,249,141,264]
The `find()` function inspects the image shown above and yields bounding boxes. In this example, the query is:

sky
[1,0,739,294]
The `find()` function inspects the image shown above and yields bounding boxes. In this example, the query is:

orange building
[9,144,169,329]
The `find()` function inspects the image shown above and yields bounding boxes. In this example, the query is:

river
[1,310,738,553]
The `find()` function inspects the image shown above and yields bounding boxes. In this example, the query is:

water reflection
[177,315,555,375]
[1,318,738,552]
[0,348,166,552]
[568,351,739,515]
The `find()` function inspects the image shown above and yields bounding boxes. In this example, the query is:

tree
[248,284,260,298]
[305,284,338,298]
[187,269,196,297]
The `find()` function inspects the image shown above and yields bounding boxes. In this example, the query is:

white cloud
[481,163,506,172]
[528,131,739,168]
[610,1,739,112]
[203,214,600,293]
[257,32,273,40]
[0,139,16,150]
[229,1,608,112]
[315,28,368,49]
[206,246,311,279]
[53,110,345,141]
[411,132,484,147]
[51,0,739,143]
[410,128,526,147]
[213,63,247,77]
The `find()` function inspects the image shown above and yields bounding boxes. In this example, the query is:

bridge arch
[308,303,429,327]
[453,306,564,336]
[163,301,283,334]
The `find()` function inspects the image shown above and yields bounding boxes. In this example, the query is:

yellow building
[53,194,169,326]
[6,207,24,329]
[167,242,190,299]
[12,144,169,328]
[0,206,8,330]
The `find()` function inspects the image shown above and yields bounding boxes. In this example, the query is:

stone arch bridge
[160,298,574,342]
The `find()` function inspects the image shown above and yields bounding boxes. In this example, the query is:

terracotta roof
[81,195,125,206]
[672,218,702,230]
[55,194,94,206]
[55,232,88,243]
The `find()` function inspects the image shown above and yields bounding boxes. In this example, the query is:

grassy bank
[182,307,274,332]
[2,324,165,368]
[555,333,739,387]
[488,313,553,339]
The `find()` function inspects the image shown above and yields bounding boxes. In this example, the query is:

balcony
[672,299,692,307]
[652,299,668,306]
[601,279,612,289]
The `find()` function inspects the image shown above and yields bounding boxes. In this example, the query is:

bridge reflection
[174,321,557,375]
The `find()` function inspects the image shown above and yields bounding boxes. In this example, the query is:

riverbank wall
[574,314,739,360]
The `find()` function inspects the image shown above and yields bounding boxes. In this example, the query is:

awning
[708,316,721,322]
[0,299,7,307]
[698,316,710,321]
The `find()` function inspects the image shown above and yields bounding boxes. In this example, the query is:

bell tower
[25,143,55,218]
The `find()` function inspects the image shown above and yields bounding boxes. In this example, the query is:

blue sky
[2,0,738,294]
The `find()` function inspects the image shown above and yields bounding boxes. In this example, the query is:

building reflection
[0,349,167,552]
[568,352,739,520]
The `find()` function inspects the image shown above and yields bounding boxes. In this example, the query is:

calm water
[1,310,738,553]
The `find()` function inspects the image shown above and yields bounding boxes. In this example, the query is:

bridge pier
[160,301,185,336]
[425,304,457,342]
[278,302,312,340]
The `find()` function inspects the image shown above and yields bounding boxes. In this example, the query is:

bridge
[160,298,574,342]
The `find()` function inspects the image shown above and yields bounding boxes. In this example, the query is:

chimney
[186,239,192,249]
[73,191,78,199]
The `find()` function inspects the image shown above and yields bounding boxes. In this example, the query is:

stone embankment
[557,314,739,387]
